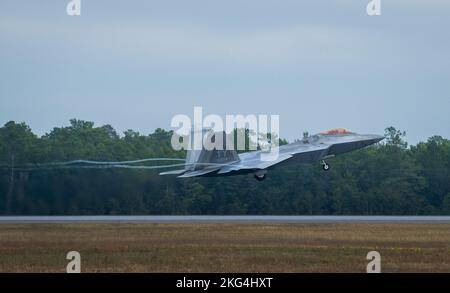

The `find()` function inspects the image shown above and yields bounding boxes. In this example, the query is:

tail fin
[186,129,240,171]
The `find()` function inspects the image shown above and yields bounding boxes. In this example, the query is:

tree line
[0,120,449,215]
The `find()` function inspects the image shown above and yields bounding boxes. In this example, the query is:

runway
[1,215,450,224]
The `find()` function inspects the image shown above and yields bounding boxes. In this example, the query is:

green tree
[1,120,449,216]
[384,126,408,148]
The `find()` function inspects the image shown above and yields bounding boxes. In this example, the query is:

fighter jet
[160,128,384,181]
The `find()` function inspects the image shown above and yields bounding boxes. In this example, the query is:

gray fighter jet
[160,128,384,181]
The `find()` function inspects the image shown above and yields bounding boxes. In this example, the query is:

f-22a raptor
[160,128,384,181]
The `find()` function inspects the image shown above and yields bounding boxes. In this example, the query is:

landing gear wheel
[254,174,266,181]
[321,161,330,171]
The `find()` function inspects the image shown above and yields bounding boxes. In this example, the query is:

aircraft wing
[217,143,330,175]
[217,153,293,174]
[159,169,187,176]
[160,143,330,178]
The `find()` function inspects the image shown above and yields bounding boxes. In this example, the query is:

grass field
[0,223,449,272]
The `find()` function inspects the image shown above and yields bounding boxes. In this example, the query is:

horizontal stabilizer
[178,167,220,178]
[159,169,186,176]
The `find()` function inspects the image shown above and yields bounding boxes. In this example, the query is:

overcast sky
[1,0,449,144]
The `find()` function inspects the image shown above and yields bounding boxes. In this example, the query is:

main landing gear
[254,170,267,181]
[254,174,266,181]
[321,160,330,171]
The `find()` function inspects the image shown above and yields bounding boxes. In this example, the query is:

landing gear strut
[321,160,330,171]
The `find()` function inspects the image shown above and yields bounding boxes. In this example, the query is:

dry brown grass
[0,223,449,272]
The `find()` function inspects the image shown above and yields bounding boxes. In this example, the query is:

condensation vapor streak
[22,158,186,167]
[0,158,234,172]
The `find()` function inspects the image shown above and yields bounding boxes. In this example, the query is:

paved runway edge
[1,215,450,224]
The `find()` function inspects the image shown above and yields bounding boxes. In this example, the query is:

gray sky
[1,0,449,144]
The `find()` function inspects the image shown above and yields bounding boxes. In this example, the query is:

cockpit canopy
[320,128,354,135]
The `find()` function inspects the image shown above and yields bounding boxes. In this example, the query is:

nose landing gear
[321,160,330,171]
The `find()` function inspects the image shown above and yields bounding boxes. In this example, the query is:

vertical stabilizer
[185,129,240,171]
